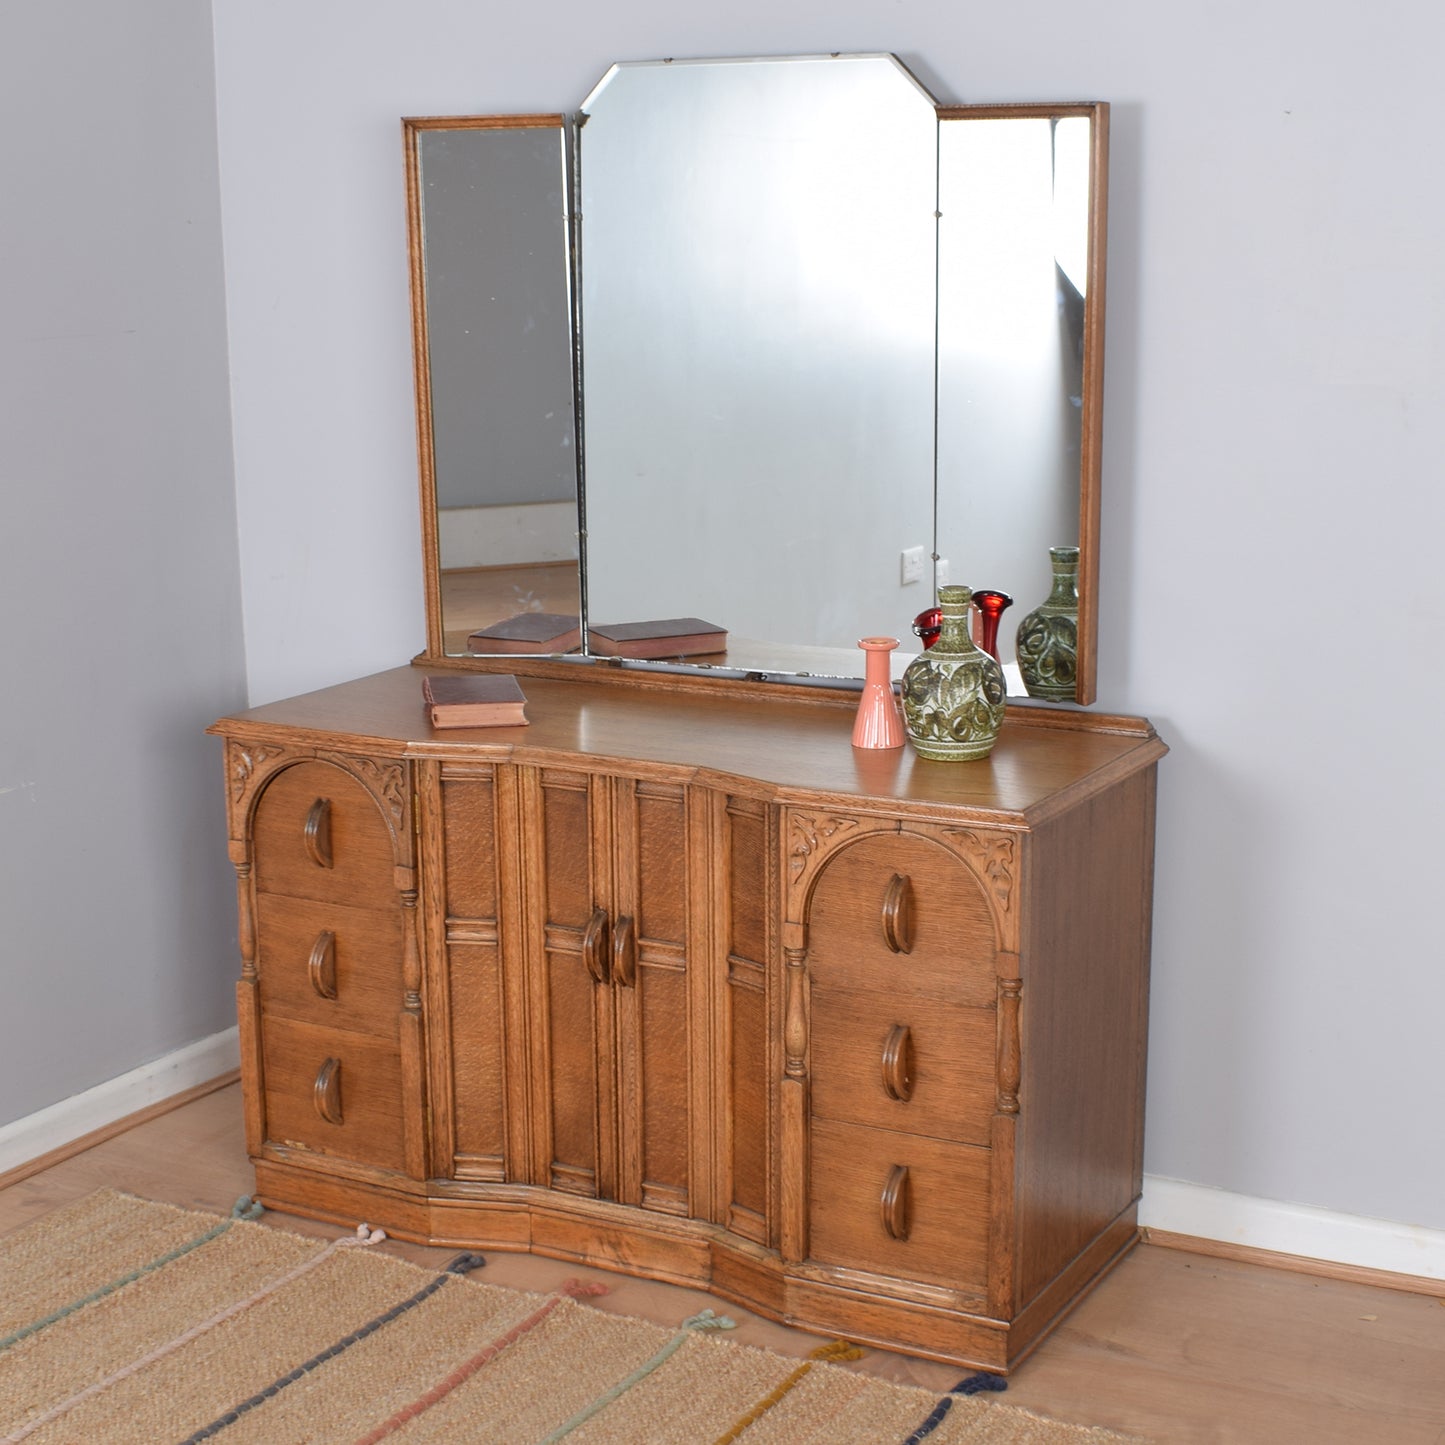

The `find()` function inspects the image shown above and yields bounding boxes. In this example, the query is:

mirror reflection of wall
[578,56,938,668]
[415,121,581,653]
[936,112,1092,682]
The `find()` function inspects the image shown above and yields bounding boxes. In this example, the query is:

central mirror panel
[579,56,939,673]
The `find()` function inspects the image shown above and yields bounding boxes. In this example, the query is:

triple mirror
[405,54,1108,703]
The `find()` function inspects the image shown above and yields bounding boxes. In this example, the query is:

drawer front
[810,988,995,1147]
[255,894,403,1038]
[260,1016,406,1173]
[252,760,399,908]
[806,833,997,1008]
[808,1117,989,1293]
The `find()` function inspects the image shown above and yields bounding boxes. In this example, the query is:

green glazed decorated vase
[901,585,1006,761]
[1015,545,1079,701]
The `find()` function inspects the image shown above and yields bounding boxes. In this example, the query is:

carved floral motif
[320,751,409,841]
[787,812,860,882]
[228,742,288,802]
[946,829,1016,914]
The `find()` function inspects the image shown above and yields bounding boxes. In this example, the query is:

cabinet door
[522,766,696,1214]
[525,767,610,1197]
[612,778,693,1216]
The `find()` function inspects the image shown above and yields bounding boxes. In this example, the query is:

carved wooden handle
[582,907,611,985]
[881,1164,911,1241]
[304,798,333,869]
[308,931,337,999]
[881,874,915,954]
[881,1024,914,1102]
[613,914,636,988]
[313,1058,343,1125]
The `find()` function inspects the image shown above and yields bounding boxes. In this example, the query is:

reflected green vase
[1016,546,1079,701]
[901,586,1006,761]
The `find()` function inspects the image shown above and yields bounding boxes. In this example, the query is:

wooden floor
[2,1083,1442,1444]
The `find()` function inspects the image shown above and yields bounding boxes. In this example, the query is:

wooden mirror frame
[404,79,1109,706]
[939,101,1109,705]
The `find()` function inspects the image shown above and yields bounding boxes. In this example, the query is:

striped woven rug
[0,1191,1138,1444]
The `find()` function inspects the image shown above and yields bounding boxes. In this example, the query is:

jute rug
[0,1190,1140,1444]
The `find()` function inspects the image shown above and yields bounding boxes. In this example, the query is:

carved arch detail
[225,740,414,870]
[782,809,899,923]
[936,826,1019,954]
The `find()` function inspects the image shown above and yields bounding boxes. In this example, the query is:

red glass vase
[912,607,942,649]
[972,589,1014,661]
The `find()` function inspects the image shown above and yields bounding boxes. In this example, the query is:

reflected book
[421,674,528,729]
[467,613,581,654]
[587,618,727,659]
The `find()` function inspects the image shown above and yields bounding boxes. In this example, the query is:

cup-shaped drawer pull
[613,914,636,988]
[582,907,611,985]
[880,1024,915,1102]
[313,1058,343,1125]
[881,1163,911,1241]
[303,798,334,869]
[307,931,338,999]
[881,873,915,954]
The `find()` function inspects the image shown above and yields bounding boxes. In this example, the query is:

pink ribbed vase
[852,637,905,749]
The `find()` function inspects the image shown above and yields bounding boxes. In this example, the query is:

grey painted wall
[0,2,245,1125]
[211,0,1445,1232]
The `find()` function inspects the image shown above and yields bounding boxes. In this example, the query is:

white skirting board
[0,1028,240,1177]
[1141,1175,1445,1282]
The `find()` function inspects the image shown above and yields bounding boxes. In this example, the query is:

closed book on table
[421,674,528,728]
[588,617,727,659]
[467,612,581,654]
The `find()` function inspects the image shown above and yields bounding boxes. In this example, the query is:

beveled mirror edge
[404,88,1110,707]
[937,100,1108,706]
[403,113,574,662]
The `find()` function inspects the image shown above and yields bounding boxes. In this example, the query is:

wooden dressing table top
[215,665,1164,822]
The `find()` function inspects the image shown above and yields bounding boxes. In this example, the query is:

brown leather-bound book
[588,618,728,659]
[466,612,582,655]
[421,674,528,728]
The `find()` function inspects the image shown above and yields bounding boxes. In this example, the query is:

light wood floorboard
[1,1084,1441,1444]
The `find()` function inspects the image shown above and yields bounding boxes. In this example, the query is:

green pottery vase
[901,585,1006,761]
[1015,546,1079,700]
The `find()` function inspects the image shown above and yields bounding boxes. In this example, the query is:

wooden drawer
[810,987,995,1147]
[255,894,403,1038]
[260,1016,406,1173]
[808,1116,990,1293]
[806,832,997,1008]
[252,760,399,908]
